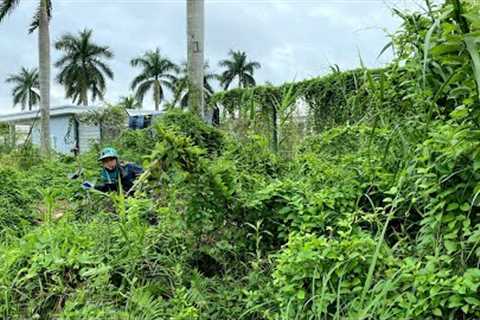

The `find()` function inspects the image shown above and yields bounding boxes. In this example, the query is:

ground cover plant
[1,1,480,319]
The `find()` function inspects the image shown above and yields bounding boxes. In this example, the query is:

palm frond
[0,0,20,22]
[135,80,154,104]
[13,89,25,107]
[130,57,150,68]
[131,73,150,90]
[93,59,114,79]
[5,75,23,84]
[29,0,52,33]
[243,73,256,87]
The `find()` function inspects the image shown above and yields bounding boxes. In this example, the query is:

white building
[0,105,162,154]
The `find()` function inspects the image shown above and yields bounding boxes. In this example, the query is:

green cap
[98,147,119,161]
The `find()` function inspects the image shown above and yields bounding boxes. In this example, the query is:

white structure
[0,106,162,154]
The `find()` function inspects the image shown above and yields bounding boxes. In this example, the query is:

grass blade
[465,35,480,101]
[423,19,440,87]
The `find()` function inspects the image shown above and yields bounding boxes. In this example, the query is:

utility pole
[38,0,51,156]
[187,0,205,120]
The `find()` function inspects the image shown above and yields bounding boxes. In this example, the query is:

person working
[83,147,144,194]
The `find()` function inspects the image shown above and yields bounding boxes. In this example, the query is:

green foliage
[130,48,178,110]
[113,128,157,164]
[0,166,35,239]
[2,2,480,319]
[210,68,386,132]
[156,110,225,155]
[77,104,128,143]
[55,29,114,106]
[270,233,394,319]
[218,50,261,90]
[5,67,40,111]
[172,62,216,109]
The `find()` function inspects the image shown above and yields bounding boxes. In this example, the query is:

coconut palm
[130,48,178,111]
[6,67,40,111]
[119,95,141,109]
[0,0,52,155]
[55,29,114,106]
[173,62,215,108]
[218,50,261,90]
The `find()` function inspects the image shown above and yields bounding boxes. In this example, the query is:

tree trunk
[82,90,88,106]
[187,0,205,119]
[154,80,160,111]
[38,0,51,156]
[28,91,33,111]
[9,123,16,149]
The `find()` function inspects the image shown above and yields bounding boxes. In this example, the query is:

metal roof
[0,105,97,123]
[125,109,163,117]
[0,105,162,123]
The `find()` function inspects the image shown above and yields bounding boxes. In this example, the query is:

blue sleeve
[127,163,144,176]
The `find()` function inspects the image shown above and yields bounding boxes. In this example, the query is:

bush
[0,166,35,239]
[265,233,394,319]
[157,110,225,156]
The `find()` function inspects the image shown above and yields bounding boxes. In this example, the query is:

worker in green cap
[83,147,144,194]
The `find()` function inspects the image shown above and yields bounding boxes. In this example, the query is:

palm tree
[130,48,178,111]
[173,62,215,108]
[0,0,52,155]
[118,95,141,109]
[55,29,114,106]
[6,67,40,111]
[218,50,261,90]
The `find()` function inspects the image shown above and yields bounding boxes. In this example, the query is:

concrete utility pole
[187,0,205,119]
[38,0,51,156]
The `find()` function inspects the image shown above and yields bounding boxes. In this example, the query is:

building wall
[27,111,161,154]
[79,122,100,154]
[32,115,100,154]
[32,115,77,154]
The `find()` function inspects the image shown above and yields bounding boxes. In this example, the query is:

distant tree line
[4,29,262,112]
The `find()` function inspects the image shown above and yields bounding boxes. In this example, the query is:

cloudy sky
[0,0,430,113]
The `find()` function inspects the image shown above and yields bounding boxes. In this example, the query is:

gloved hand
[68,168,84,180]
[81,181,95,190]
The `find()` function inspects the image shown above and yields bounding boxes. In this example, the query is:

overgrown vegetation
[1,1,480,319]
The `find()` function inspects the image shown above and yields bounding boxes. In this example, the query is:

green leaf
[444,240,458,253]
[460,203,470,212]
[473,160,480,172]
[431,42,463,56]
[424,19,441,86]
[465,35,480,101]
[463,14,480,28]
[465,296,480,306]
[296,290,305,300]
[450,105,469,119]
[433,308,442,317]
[447,203,459,211]
[448,295,464,308]
[449,87,470,98]
[377,41,393,59]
